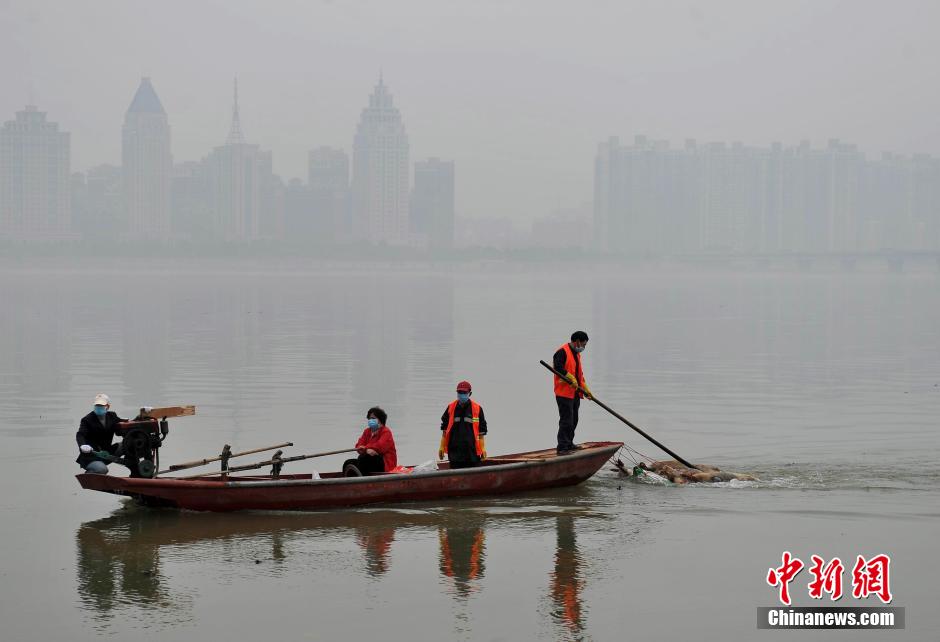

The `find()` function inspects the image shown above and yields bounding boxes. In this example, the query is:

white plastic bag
[411,460,437,472]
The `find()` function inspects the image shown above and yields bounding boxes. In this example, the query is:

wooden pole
[158,442,294,474]
[539,359,700,470]
[177,447,358,479]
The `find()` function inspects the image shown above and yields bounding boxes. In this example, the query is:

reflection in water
[76,503,602,636]
[438,520,486,598]
[548,515,586,639]
[76,511,192,628]
[358,527,395,576]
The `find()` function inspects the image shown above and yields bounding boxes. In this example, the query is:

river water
[0,260,937,641]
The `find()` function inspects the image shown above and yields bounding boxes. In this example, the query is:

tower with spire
[351,75,410,244]
[206,78,282,240]
[122,77,172,239]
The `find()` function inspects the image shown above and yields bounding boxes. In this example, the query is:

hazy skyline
[2,0,939,223]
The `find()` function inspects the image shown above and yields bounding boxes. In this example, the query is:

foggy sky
[2,0,938,223]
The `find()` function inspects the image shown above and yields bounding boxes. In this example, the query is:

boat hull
[77,442,622,512]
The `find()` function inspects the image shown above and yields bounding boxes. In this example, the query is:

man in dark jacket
[439,380,488,469]
[76,394,126,474]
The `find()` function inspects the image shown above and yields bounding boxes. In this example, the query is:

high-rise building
[352,76,410,244]
[308,146,350,241]
[72,164,122,239]
[0,106,72,240]
[206,79,282,241]
[171,160,211,241]
[122,77,172,239]
[411,157,455,249]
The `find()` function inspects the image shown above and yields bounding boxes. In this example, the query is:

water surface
[0,260,937,641]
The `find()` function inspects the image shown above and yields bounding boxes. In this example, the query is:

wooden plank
[140,405,196,419]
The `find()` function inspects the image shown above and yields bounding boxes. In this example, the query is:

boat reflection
[76,502,599,632]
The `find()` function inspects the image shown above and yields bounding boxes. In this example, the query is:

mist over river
[0,260,937,641]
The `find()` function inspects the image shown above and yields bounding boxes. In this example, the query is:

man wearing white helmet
[75,394,126,474]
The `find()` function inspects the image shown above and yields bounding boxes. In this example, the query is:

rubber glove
[564,372,578,388]
[79,444,92,454]
[94,450,112,460]
[581,382,593,399]
[478,435,486,460]
[438,434,447,460]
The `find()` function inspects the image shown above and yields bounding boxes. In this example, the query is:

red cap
[456,380,472,393]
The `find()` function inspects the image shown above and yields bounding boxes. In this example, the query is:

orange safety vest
[443,399,484,456]
[553,343,585,399]
[440,528,485,580]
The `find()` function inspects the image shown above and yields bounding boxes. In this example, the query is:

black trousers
[449,458,481,470]
[343,454,385,476]
[556,395,580,452]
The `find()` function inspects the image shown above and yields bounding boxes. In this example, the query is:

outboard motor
[116,406,195,478]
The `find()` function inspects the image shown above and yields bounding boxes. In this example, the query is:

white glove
[80,444,92,454]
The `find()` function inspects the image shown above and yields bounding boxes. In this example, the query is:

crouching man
[76,394,125,474]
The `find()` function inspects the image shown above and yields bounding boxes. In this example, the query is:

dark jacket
[76,410,126,466]
[440,401,488,463]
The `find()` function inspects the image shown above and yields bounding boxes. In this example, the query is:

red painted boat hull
[76,442,623,512]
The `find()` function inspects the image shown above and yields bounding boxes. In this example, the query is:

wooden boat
[76,441,623,512]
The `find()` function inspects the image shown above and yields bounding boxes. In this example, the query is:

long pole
[159,442,294,474]
[177,447,357,479]
[539,359,699,470]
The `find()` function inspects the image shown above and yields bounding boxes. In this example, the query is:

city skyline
[4,2,938,226]
[5,80,940,254]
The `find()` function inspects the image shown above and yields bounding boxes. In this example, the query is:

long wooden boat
[76,441,623,512]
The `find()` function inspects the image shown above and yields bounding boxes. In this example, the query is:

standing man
[439,380,488,469]
[76,394,126,474]
[553,331,593,455]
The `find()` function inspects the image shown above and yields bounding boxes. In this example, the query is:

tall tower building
[122,77,172,239]
[411,157,455,249]
[0,106,72,240]
[352,76,410,244]
[308,146,350,240]
[207,79,281,240]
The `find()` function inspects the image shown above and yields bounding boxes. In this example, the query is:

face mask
[94,406,107,417]
[367,418,379,431]
[573,345,585,353]
[457,393,470,403]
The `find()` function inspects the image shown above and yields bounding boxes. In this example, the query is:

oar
[158,442,294,474]
[177,447,358,479]
[539,359,700,470]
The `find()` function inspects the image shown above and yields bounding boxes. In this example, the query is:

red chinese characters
[767,551,804,606]
[807,555,845,601]
[851,554,893,604]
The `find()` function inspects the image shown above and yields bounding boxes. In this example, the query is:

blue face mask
[457,393,470,404]
[573,345,585,353]
[367,418,379,431]
[93,406,107,417]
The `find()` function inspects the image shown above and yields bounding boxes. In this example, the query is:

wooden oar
[176,447,358,479]
[539,359,700,470]
[158,442,294,474]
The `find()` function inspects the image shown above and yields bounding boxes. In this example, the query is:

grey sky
[2,0,938,223]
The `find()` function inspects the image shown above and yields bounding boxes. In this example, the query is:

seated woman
[344,406,398,476]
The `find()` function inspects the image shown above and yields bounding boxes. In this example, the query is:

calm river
[0,260,937,641]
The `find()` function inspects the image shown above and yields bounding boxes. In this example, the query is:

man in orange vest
[438,380,488,469]
[553,331,593,455]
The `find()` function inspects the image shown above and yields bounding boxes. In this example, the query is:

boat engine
[116,406,195,478]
